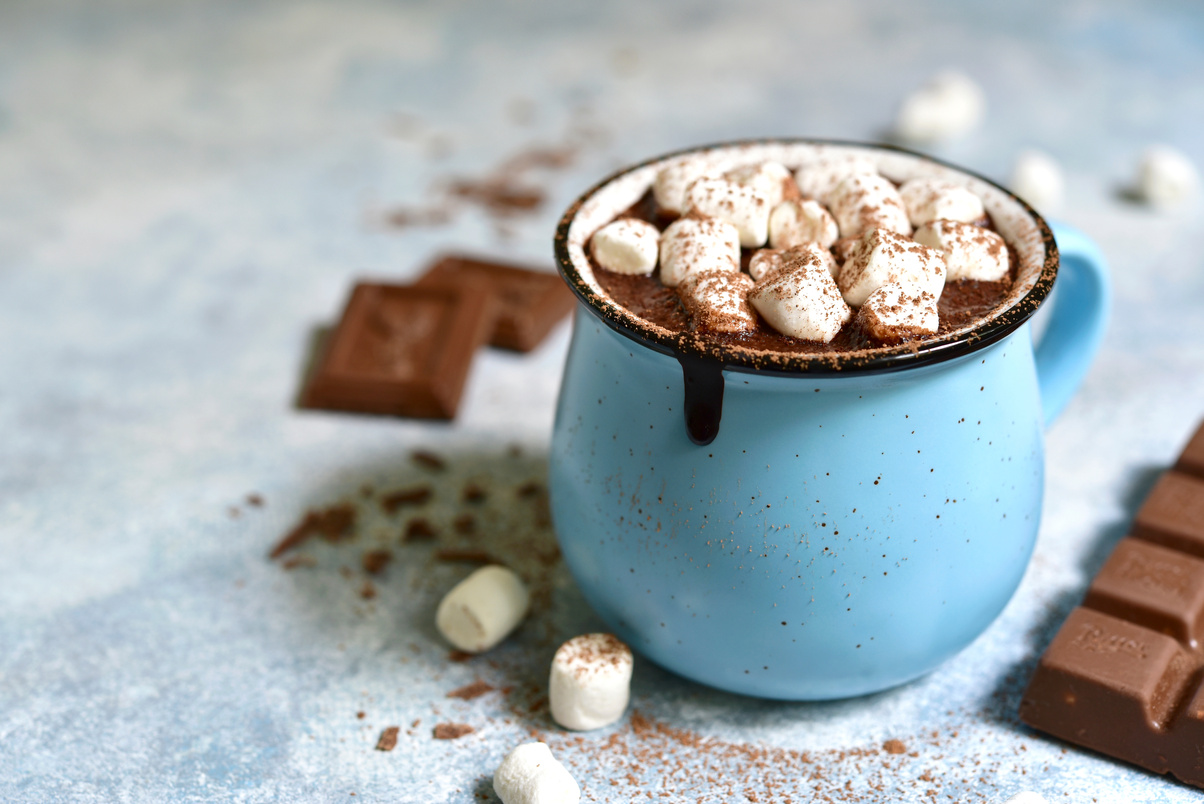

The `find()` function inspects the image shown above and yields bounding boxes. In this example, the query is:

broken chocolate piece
[1176,421,1204,480]
[269,504,357,558]
[301,283,497,419]
[1020,419,1204,788]
[415,255,574,352]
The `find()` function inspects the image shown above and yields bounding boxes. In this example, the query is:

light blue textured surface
[3,1,1204,801]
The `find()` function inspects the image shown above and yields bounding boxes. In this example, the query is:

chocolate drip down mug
[549,140,1110,700]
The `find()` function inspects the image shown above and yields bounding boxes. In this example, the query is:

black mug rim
[553,138,1059,377]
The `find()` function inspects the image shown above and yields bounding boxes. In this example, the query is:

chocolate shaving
[411,450,446,471]
[269,503,357,558]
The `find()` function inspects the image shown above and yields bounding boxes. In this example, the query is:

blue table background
[3,1,1203,801]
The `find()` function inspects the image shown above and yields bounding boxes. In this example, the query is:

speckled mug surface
[549,140,1110,700]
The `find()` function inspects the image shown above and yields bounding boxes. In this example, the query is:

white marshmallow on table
[914,219,1009,281]
[856,282,939,344]
[679,269,758,333]
[748,249,852,342]
[828,173,912,239]
[658,216,741,287]
[589,218,660,275]
[435,565,529,653]
[837,228,946,307]
[1002,793,1048,804]
[894,70,985,143]
[1009,150,1064,212]
[750,243,837,282]
[723,161,793,207]
[683,177,772,248]
[1135,144,1199,208]
[898,178,985,227]
[492,742,580,804]
[794,155,879,204]
[653,156,727,215]
[768,198,839,250]
[549,633,634,731]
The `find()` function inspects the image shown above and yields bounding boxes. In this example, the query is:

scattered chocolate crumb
[884,738,907,755]
[516,480,544,498]
[453,513,476,535]
[403,518,437,542]
[246,493,264,507]
[447,680,495,700]
[228,506,241,519]
[381,485,432,513]
[434,548,499,565]
[462,482,486,503]
[375,726,400,751]
[411,450,447,471]
[281,555,317,570]
[411,718,421,728]
[269,503,357,558]
[356,711,366,720]
[448,650,474,663]
[433,723,475,740]
[360,484,374,499]
[387,206,452,228]
[362,549,393,576]
[359,580,377,600]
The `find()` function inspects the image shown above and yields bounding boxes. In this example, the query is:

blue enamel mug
[549,141,1110,700]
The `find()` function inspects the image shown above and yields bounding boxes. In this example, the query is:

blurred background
[3,1,1203,801]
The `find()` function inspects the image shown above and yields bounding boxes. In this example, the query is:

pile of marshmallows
[436,565,632,804]
[590,153,1010,345]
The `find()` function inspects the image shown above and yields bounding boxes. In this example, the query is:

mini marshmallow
[828,173,912,239]
[894,71,985,143]
[435,565,529,653]
[768,198,839,250]
[1009,150,1064,212]
[653,156,727,215]
[837,228,945,308]
[914,219,1009,281]
[723,161,793,208]
[748,250,852,342]
[898,178,985,227]
[679,269,757,333]
[750,243,837,282]
[856,282,939,344]
[794,155,879,204]
[683,177,772,248]
[1136,145,1199,208]
[493,742,581,804]
[590,218,660,275]
[549,633,634,731]
[658,216,741,287]
[1002,793,1048,804]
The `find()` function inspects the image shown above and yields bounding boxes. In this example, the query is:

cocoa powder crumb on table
[361,549,393,575]
[375,726,400,751]
[432,723,475,740]
[403,518,437,542]
[411,450,447,471]
[447,680,495,700]
[380,485,432,513]
[884,738,907,754]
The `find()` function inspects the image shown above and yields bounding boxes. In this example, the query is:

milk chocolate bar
[301,283,496,419]
[415,255,574,352]
[1020,422,1204,788]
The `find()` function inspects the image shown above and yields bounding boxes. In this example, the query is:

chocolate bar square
[301,283,497,419]
[1020,419,1204,789]
[415,255,574,352]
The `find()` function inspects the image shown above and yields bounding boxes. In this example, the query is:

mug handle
[1035,222,1112,426]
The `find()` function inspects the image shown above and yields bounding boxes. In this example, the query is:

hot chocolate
[585,152,1018,356]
